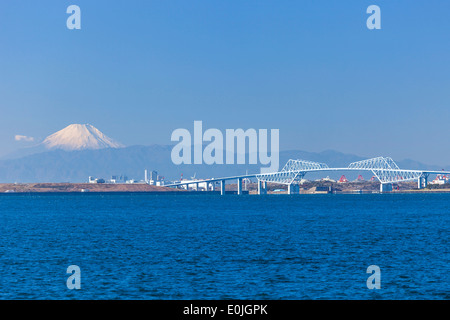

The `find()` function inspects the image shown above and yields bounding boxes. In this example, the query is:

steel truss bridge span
[165,156,450,194]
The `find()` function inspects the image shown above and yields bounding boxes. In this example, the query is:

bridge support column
[237,178,243,195]
[288,183,299,194]
[380,183,393,193]
[220,180,226,195]
[258,180,267,195]
[195,182,199,191]
[417,174,429,189]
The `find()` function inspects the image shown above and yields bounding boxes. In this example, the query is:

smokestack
[145,169,148,183]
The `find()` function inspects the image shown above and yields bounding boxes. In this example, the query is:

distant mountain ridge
[0,145,446,183]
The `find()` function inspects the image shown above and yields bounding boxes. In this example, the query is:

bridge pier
[220,180,226,195]
[417,174,429,189]
[380,183,393,193]
[258,180,267,195]
[288,183,299,194]
[237,178,243,195]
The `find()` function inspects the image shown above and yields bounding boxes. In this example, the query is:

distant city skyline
[1,1,450,165]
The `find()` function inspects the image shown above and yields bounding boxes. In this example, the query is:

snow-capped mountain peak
[42,124,124,151]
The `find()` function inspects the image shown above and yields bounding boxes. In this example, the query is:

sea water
[0,193,448,299]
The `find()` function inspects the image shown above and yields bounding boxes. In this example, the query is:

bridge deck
[164,174,257,187]
[165,168,450,187]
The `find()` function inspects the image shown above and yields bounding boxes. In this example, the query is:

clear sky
[1,1,450,164]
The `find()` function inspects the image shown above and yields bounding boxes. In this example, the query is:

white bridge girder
[256,159,328,185]
[166,156,449,194]
[256,156,437,185]
[348,157,424,184]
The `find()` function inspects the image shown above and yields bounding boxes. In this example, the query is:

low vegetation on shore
[0,183,184,193]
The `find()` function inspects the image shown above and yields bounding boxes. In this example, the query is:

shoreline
[0,183,186,193]
[1,183,450,194]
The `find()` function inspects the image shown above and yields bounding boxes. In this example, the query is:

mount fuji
[42,124,124,151]
[2,124,124,160]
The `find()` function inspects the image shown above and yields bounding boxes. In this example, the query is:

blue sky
[1,1,450,164]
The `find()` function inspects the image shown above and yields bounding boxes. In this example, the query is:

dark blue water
[0,193,448,299]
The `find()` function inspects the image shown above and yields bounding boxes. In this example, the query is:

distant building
[145,170,164,185]
[430,174,448,185]
[88,176,105,184]
[315,186,332,193]
[151,170,158,182]
[317,176,336,183]
[109,175,128,183]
